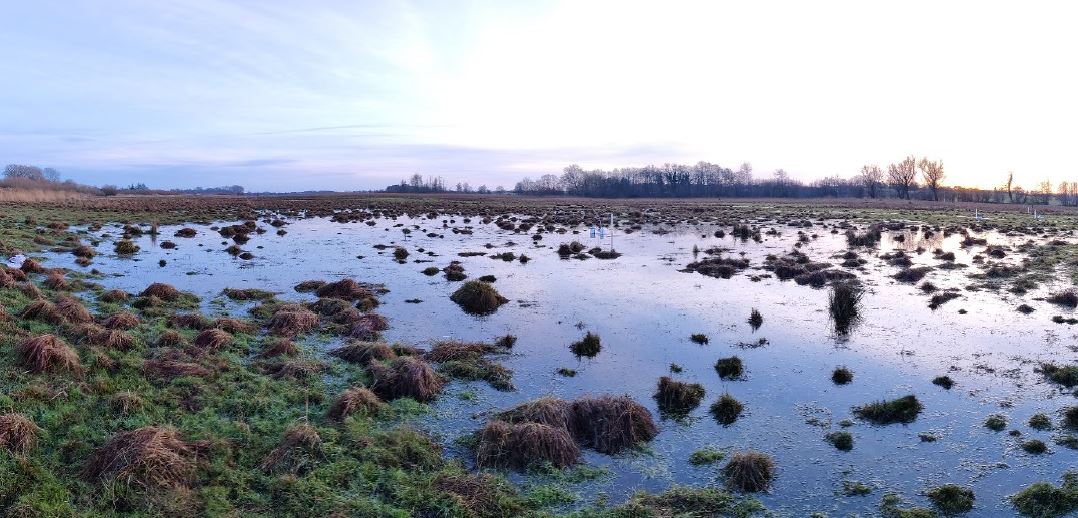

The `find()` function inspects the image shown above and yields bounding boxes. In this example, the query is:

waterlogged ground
[37,211,1078,516]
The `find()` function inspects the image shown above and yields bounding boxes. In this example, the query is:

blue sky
[2,1,1076,191]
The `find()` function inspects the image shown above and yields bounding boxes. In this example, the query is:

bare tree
[1005,171,1014,203]
[887,156,918,200]
[43,167,60,182]
[3,164,45,181]
[917,158,945,201]
[858,164,883,198]
[1036,179,1053,205]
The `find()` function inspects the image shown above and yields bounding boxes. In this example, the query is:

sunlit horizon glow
[1,1,1076,192]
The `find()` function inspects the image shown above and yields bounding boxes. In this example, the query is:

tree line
[507,159,1077,205]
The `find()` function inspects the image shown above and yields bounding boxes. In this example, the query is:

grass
[570,331,602,357]
[933,375,955,389]
[832,366,853,385]
[853,395,923,425]
[1041,363,1078,387]
[715,356,744,379]
[828,282,862,333]
[985,414,1007,432]
[1022,439,1048,454]
[925,484,975,515]
[1010,472,1078,517]
[825,431,853,451]
[450,280,508,314]
[688,446,725,465]
[723,451,774,493]
[710,393,744,425]
[654,376,706,416]
[1030,413,1052,430]
[748,308,763,330]
[690,333,709,344]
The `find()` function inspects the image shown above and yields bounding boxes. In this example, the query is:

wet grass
[853,395,922,425]
[925,484,975,515]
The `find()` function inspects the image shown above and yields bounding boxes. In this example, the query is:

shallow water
[43,214,1078,515]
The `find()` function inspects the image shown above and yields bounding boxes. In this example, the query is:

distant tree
[43,167,60,182]
[3,164,45,181]
[476,185,489,194]
[1036,179,1053,204]
[917,158,944,201]
[494,185,506,194]
[101,184,119,196]
[1005,171,1014,203]
[887,156,918,200]
[858,164,883,198]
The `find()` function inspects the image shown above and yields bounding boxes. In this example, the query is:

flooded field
[3,198,1078,516]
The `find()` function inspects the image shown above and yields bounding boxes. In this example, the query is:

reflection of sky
[41,215,1078,514]
[4,1,1078,190]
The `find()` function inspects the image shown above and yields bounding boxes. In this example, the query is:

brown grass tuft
[260,423,322,474]
[18,300,64,324]
[154,330,187,348]
[82,426,196,489]
[498,397,577,431]
[192,329,232,351]
[0,413,41,454]
[476,420,580,470]
[140,283,181,301]
[267,308,320,336]
[327,387,384,421]
[369,356,445,402]
[259,338,299,358]
[723,450,775,492]
[571,395,658,454]
[20,258,45,273]
[143,359,210,379]
[16,334,81,373]
[168,313,211,330]
[44,271,69,290]
[55,295,93,323]
[98,289,130,303]
[110,391,144,415]
[425,341,496,362]
[329,341,397,364]
[315,278,374,300]
[213,317,257,334]
[102,311,140,330]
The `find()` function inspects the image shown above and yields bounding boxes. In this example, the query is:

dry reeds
[16,334,80,373]
[98,289,129,303]
[44,271,69,290]
[327,387,384,421]
[0,413,41,454]
[18,300,64,324]
[213,318,257,335]
[82,426,196,489]
[654,377,706,416]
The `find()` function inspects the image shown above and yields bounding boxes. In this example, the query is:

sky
[1,0,1076,192]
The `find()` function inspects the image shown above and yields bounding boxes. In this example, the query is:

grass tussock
[571,395,658,454]
[1047,289,1078,308]
[267,307,320,336]
[55,295,93,323]
[154,330,187,348]
[82,426,196,490]
[832,366,854,385]
[16,334,81,373]
[167,313,210,330]
[18,300,64,324]
[714,356,744,379]
[854,395,922,424]
[450,280,508,314]
[825,431,853,451]
[1011,472,1078,517]
[259,338,299,358]
[476,420,580,469]
[140,282,181,301]
[723,450,775,492]
[260,423,322,474]
[327,387,384,421]
[192,328,232,351]
[213,317,257,335]
[315,278,373,300]
[0,413,41,454]
[1041,363,1078,387]
[143,358,210,379]
[654,376,706,416]
[710,393,744,425]
[828,282,863,334]
[571,331,602,357]
[369,356,445,402]
[101,311,140,330]
[926,484,975,514]
[330,341,397,365]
